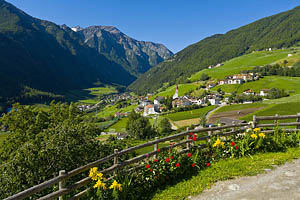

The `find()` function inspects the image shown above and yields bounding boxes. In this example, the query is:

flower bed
[88,128,300,200]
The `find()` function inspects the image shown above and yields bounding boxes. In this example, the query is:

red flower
[235,145,238,150]
[190,132,194,136]
[146,164,150,169]
[192,163,196,167]
[170,156,173,160]
[154,159,158,162]
[165,158,170,163]
[176,163,180,167]
[150,168,153,172]
[193,136,197,141]
[157,149,160,152]
[189,136,192,140]
[231,142,235,146]
[206,163,211,167]
[187,153,192,157]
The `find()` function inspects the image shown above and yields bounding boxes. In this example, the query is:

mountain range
[128,5,300,94]
[0,0,172,111]
[75,25,173,77]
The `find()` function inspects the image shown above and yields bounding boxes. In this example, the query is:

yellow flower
[109,180,122,191]
[253,128,261,132]
[259,133,265,138]
[97,172,103,180]
[101,182,107,190]
[89,167,98,181]
[93,180,102,189]
[213,138,225,148]
[251,134,258,139]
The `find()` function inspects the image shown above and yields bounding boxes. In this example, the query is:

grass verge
[151,147,300,200]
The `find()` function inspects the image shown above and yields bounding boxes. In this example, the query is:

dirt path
[191,159,300,200]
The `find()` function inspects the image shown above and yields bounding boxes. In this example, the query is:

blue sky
[6,0,300,53]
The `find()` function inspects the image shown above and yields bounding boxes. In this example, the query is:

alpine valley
[0,0,172,112]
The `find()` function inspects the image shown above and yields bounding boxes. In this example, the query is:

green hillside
[129,5,300,94]
[152,83,201,99]
[190,50,294,81]
[212,76,300,95]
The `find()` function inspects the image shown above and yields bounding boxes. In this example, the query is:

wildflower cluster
[89,167,107,190]
[89,167,122,199]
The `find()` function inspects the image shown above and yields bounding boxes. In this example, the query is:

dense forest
[129,5,300,94]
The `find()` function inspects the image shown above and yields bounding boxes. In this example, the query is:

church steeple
[173,84,179,99]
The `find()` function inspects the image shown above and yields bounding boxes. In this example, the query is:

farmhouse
[172,97,192,107]
[144,104,160,116]
[243,89,255,95]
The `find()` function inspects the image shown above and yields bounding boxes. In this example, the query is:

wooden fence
[4,113,300,200]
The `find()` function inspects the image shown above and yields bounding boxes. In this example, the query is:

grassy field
[77,85,118,104]
[105,118,128,133]
[212,76,300,95]
[96,103,137,118]
[151,147,300,200]
[241,102,300,121]
[190,50,292,81]
[152,83,201,99]
[215,103,267,113]
[165,106,216,121]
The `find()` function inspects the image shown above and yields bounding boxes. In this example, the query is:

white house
[208,98,221,105]
[260,89,269,96]
[144,104,160,116]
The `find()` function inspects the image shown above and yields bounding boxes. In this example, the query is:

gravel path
[191,159,300,200]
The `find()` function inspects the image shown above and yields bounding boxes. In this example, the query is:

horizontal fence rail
[4,113,300,200]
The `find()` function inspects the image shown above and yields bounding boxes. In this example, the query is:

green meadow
[190,50,292,81]
[152,83,201,99]
[165,106,216,121]
[212,76,300,95]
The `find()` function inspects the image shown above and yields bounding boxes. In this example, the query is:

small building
[243,89,255,95]
[172,98,192,107]
[207,83,216,89]
[208,98,221,105]
[260,89,269,97]
[154,96,165,105]
[218,79,228,85]
[116,133,129,140]
[144,104,160,116]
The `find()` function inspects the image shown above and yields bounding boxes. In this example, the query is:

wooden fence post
[297,113,300,129]
[186,128,190,150]
[208,125,213,142]
[274,114,279,126]
[59,170,66,200]
[114,149,118,176]
[252,115,257,129]
[154,137,159,159]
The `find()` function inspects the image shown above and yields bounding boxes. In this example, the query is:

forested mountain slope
[0,0,135,110]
